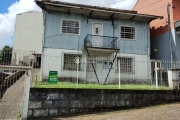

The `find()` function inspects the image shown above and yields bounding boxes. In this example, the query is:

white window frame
[120,25,136,40]
[116,56,135,74]
[61,19,81,36]
[62,52,83,71]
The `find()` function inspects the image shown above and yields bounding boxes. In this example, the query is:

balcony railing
[84,34,118,49]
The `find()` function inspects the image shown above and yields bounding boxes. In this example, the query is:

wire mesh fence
[0,50,41,119]
[0,50,41,68]
[40,52,180,88]
[1,50,180,89]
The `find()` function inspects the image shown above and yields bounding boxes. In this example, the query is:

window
[62,20,80,35]
[120,26,135,40]
[63,54,82,71]
[117,57,134,73]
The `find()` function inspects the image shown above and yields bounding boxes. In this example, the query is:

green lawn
[34,81,170,90]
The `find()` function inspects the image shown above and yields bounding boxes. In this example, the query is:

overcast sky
[0,0,137,49]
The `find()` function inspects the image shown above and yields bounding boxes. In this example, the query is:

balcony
[84,34,119,55]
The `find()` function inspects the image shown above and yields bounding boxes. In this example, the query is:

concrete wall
[13,11,43,53]
[41,48,151,84]
[28,88,180,118]
[44,11,150,55]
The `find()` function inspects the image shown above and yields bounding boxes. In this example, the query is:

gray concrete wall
[28,88,180,118]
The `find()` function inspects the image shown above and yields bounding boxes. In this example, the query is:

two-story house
[36,0,162,84]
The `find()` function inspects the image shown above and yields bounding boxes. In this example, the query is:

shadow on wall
[150,25,177,60]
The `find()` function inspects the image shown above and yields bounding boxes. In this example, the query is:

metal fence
[0,50,41,68]
[1,50,180,86]
[0,50,41,119]
[40,51,180,86]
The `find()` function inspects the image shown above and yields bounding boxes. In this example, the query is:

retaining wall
[28,88,180,118]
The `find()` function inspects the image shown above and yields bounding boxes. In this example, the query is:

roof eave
[35,0,163,22]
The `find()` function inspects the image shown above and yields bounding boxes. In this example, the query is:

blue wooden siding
[44,11,150,55]
[150,30,177,60]
[176,33,180,60]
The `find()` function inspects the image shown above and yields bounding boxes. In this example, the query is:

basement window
[62,20,80,35]
[120,26,135,40]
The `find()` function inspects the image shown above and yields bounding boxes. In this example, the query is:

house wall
[134,0,180,60]
[172,0,180,22]
[133,0,174,39]
[175,34,180,60]
[43,11,150,55]
[41,48,151,84]
[13,11,43,53]
[150,29,176,60]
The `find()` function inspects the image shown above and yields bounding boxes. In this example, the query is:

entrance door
[92,23,103,47]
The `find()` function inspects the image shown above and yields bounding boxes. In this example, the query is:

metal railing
[0,66,40,119]
[0,50,41,68]
[40,52,180,86]
[0,50,41,119]
[84,34,118,49]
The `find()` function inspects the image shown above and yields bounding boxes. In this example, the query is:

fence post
[76,57,79,88]
[155,62,158,89]
[118,59,121,89]
[22,69,32,120]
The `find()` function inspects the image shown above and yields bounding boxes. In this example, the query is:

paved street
[32,103,180,120]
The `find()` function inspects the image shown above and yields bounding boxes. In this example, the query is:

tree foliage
[0,46,13,65]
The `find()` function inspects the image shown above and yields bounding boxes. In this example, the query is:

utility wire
[136,0,162,10]
[100,0,126,7]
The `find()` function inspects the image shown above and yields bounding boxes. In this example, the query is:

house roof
[35,0,163,22]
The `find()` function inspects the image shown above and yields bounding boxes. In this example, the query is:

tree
[0,46,13,65]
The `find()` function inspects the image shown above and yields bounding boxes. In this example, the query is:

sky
[0,0,137,49]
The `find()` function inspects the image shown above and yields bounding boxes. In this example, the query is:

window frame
[120,25,136,40]
[61,19,81,36]
[116,56,135,74]
[63,53,83,71]
[92,22,103,36]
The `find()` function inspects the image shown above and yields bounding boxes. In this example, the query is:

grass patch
[16,107,22,120]
[34,81,170,90]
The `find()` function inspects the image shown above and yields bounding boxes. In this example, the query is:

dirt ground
[32,103,180,120]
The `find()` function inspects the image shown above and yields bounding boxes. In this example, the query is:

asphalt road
[30,103,180,120]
